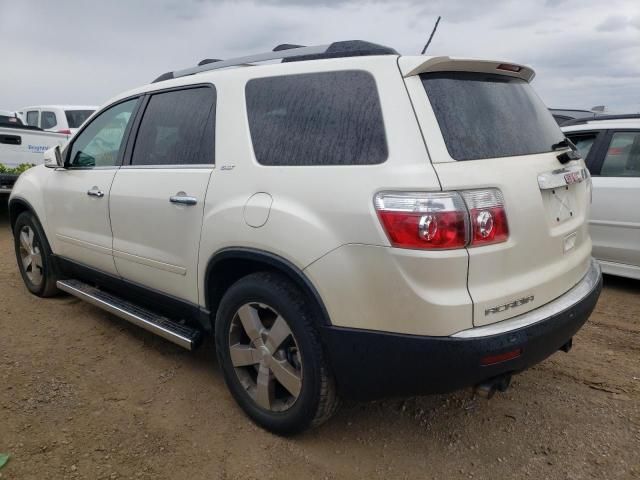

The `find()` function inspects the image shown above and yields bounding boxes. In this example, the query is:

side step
[57,279,202,350]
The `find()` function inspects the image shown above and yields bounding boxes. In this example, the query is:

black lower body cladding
[320,269,602,401]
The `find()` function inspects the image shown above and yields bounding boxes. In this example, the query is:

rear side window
[131,87,216,166]
[421,72,565,161]
[26,111,39,127]
[246,71,387,166]
[600,131,640,177]
[65,110,94,128]
[41,111,57,129]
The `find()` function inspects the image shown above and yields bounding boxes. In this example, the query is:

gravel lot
[0,200,638,480]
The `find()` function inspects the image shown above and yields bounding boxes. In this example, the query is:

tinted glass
[131,87,215,166]
[65,110,94,128]
[246,71,387,166]
[26,111,39,127]
[600,131,640,177]
[421,72,565,161]
[566,132,599,159]
[41,111,57,129]
[69,99,137,168]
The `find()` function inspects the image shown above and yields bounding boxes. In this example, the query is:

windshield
[65,110,94,128]
[421,72,565,161]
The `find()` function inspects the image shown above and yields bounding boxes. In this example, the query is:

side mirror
[44,145,64,168]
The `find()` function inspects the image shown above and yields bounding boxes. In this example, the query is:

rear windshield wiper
[551,138,575,151]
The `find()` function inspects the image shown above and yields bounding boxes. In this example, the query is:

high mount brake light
[374,189,508,250]
[496,63,522,73]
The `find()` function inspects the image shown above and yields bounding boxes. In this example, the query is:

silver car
[563,115,640,279]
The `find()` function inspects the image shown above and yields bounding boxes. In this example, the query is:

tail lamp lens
[461,189,509,246]
[374,192,469,249]
[374,189,508,250]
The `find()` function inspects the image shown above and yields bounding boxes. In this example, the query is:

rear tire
[14,211,59,297]
[215,271,338,434]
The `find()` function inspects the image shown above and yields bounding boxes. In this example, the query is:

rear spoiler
[399,56,535,82]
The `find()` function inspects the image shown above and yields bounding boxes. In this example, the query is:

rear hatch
[400,57,592,326]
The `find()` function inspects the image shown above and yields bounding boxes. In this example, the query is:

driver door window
[68,99,137,168]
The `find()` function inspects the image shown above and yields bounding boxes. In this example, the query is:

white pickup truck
[0,119,69,192]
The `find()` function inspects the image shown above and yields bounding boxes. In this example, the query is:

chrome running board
[57,279,201,350]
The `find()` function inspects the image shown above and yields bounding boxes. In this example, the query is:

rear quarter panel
[196,56,442,308]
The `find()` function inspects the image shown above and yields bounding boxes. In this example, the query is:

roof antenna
[421,16,441,54]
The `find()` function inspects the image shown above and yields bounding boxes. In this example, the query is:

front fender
[9,165,52,242]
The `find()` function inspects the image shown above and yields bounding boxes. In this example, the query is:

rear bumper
[320,258,602,400]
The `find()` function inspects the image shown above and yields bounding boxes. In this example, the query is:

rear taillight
[461,189,509,246]
[374,192,468,249]
[57,129,72,135]
[374,189,508,250]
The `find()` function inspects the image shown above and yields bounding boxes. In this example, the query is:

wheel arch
[9,197,39,233]
[204,248,332,329]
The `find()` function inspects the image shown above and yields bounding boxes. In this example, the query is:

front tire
[13,211,59,297]
[215,272,338,434]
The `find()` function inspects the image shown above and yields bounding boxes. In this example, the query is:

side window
[130,87,216,166]
[600,131,640,177]
[245,71,388,166]
[26,111,39,127]
[68,99,137,168]
[566,132,599,160]
[41,111,57,129]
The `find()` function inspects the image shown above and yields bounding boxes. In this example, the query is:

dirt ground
[0,200,638,480]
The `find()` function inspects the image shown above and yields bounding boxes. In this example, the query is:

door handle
[87,188,104,198]
[169,193,198,206]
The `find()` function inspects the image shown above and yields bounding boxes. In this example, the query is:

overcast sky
[1,0,638,112]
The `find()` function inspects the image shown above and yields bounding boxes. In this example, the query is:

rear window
[65,110,94,128]
[245,70,387,166]
[421,72,564,161]
[26,111,39,127]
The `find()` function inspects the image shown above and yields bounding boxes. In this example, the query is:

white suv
[9,41,602,434]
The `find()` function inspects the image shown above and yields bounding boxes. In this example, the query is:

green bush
[0,163,36,175]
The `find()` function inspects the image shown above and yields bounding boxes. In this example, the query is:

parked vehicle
[9,41,602,434]
[0,110,23,126]
[0,122,68,192]
[17,105,96,134]
[563,114,640,279]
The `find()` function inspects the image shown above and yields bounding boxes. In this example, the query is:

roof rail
[562,113,640,127]
[151,40,398,83]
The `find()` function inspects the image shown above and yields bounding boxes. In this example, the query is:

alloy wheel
[18,225,43,286]
[228,303,303,412]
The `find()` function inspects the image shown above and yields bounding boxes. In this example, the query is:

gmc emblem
[485,295,535,316]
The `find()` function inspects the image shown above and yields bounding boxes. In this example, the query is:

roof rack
[151,40,398,83]
[562,113,640,127]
